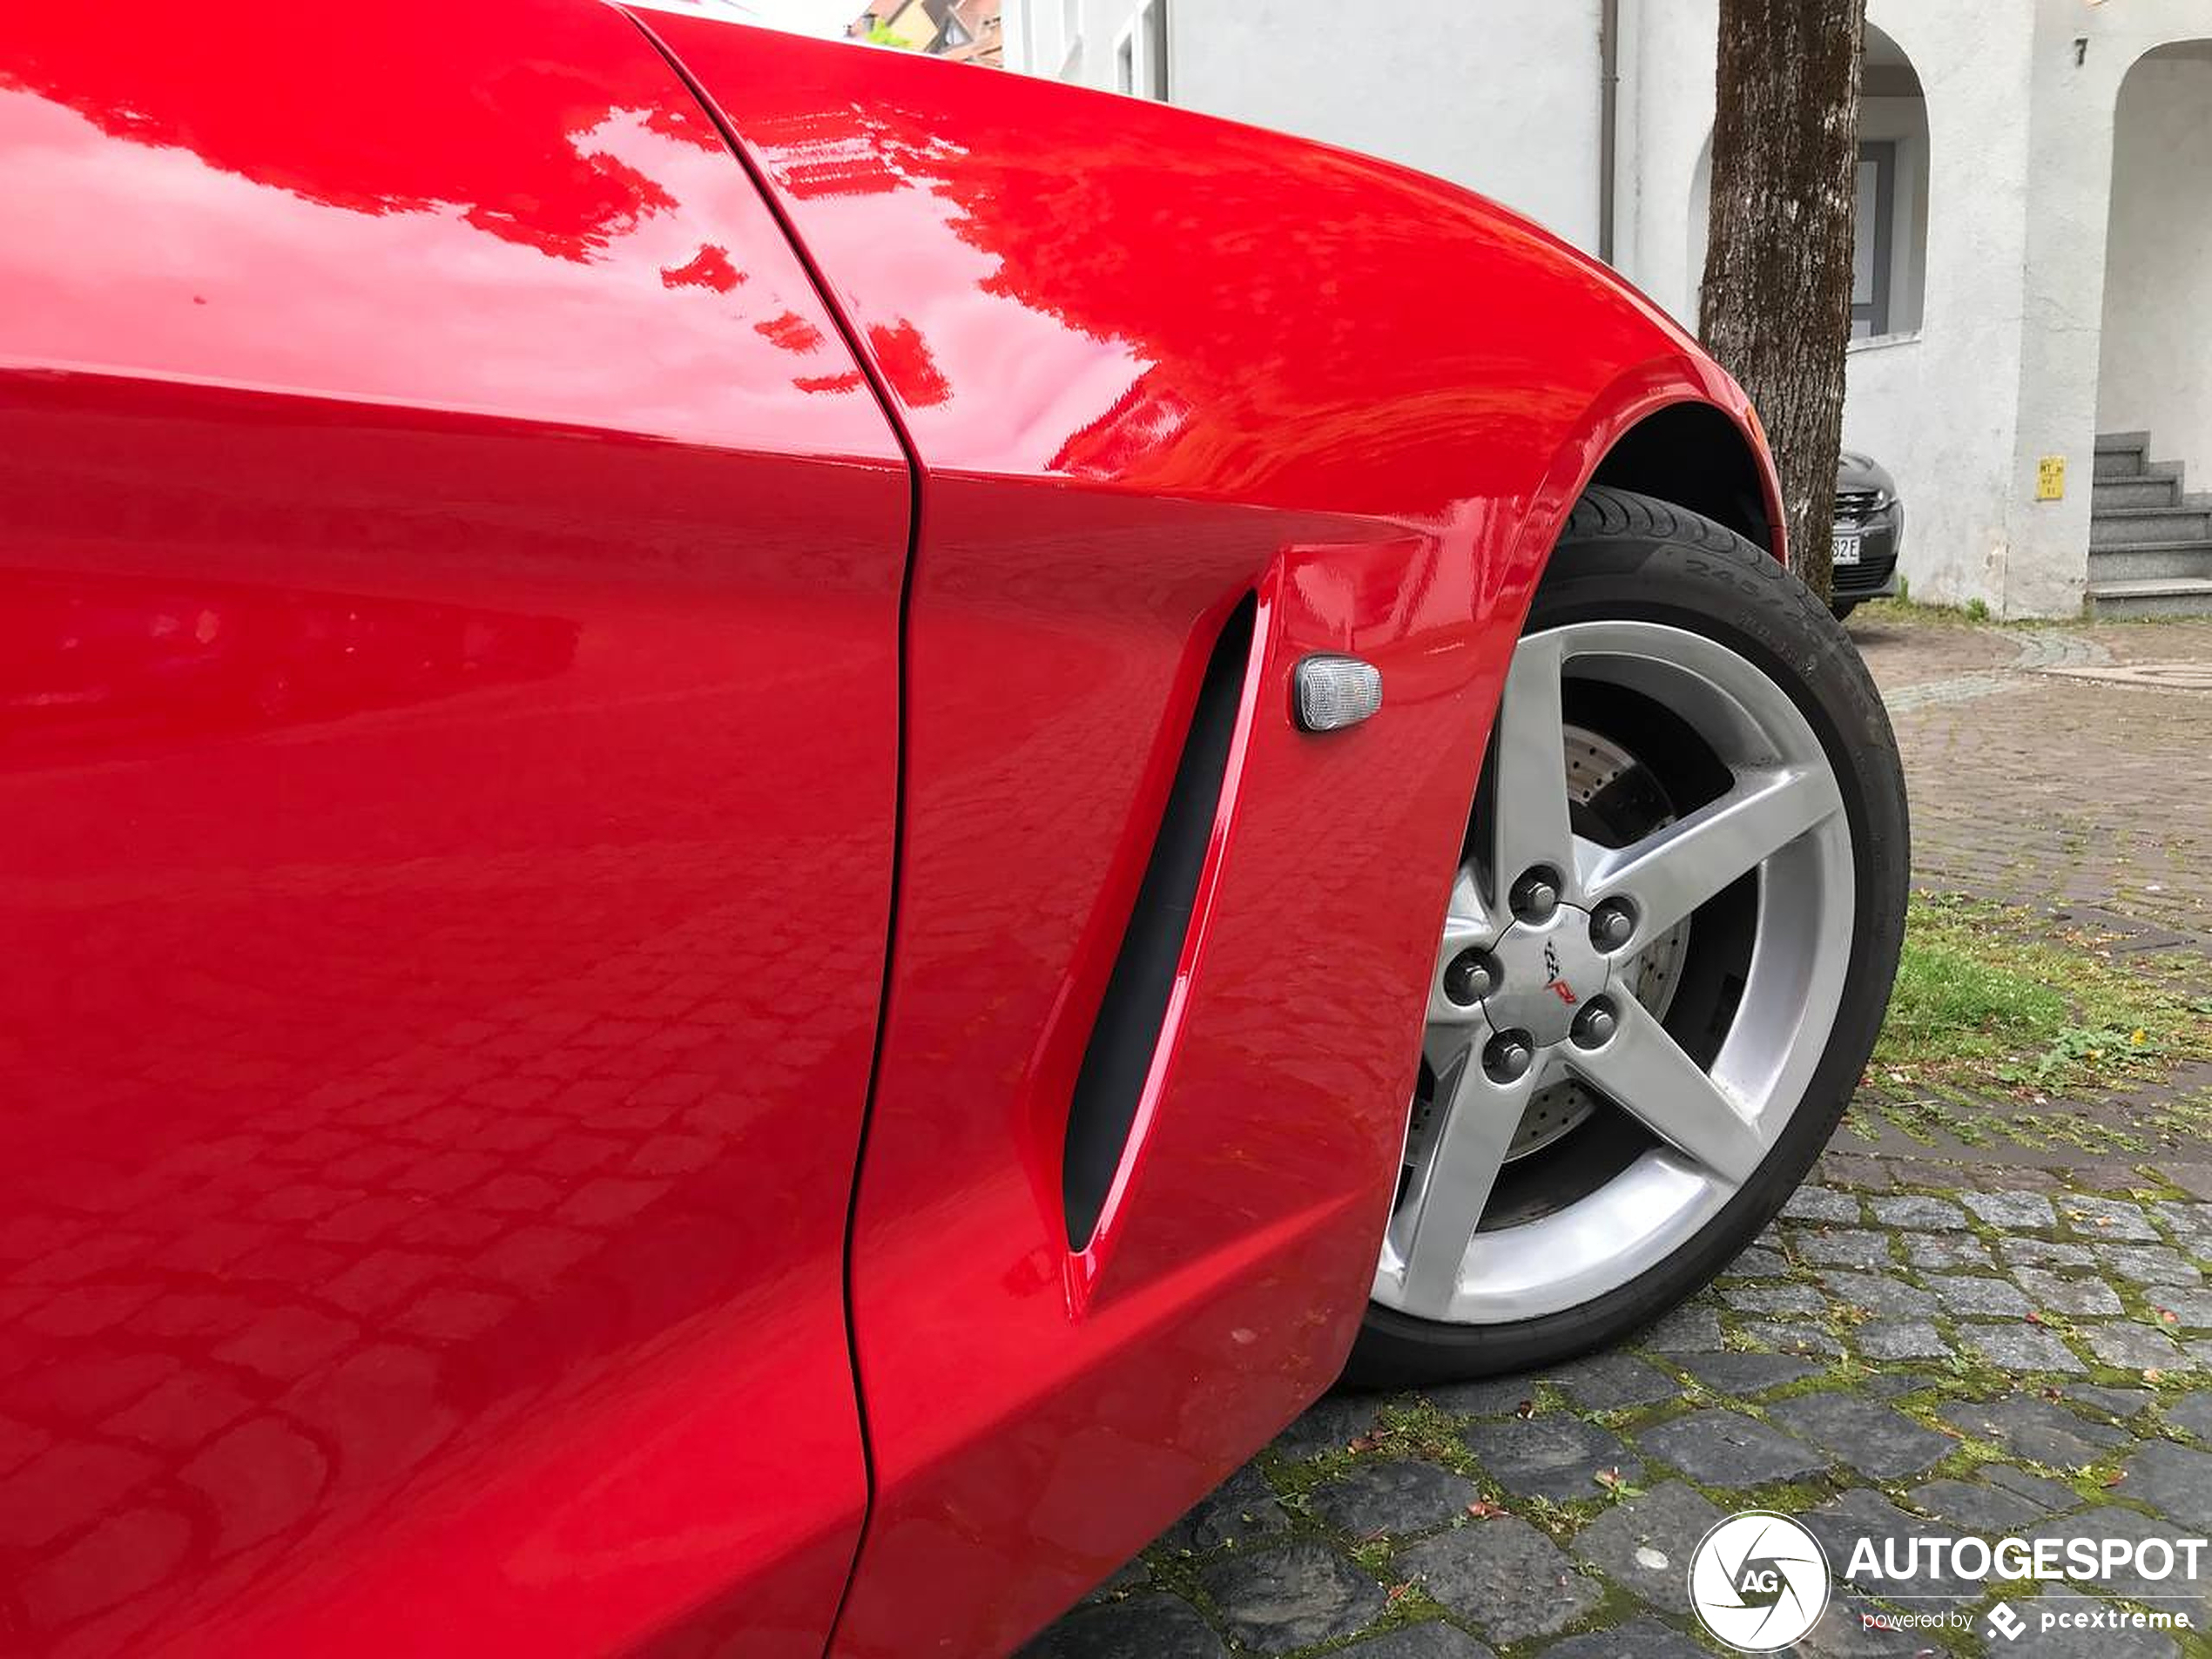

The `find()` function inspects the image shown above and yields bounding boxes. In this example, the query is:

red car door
[644,21,1600,1657]
[0,3,907,1652]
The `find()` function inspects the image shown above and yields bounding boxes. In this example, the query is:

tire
[1830,598,1859,621]
[1345,486,1908,1386]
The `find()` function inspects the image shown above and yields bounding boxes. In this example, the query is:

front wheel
[1347,488,1908,1386]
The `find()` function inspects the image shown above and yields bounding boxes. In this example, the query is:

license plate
[1832,529,1863,567]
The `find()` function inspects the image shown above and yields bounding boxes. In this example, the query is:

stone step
[2086,576,2212,619]
[2093,475,2182,511]
[2094,430,2151,481]
[2090,503,2212,547]
[2086,540,2212,583]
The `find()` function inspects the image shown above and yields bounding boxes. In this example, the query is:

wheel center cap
[1481,907,1610,1047]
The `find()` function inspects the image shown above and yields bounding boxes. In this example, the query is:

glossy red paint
[0,3,906,1653]
[649,18,1777,1656]
[0,5,1788,1651]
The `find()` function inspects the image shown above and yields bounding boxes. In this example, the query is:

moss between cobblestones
[1290,1586,1465,1656]
[1250,1400,1689,1656]
[1106,1156,2212,1655]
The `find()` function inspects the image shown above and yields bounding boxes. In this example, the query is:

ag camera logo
[1689,1510,1831,1651]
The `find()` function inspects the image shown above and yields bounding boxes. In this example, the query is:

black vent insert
[1062,594,1256,1251]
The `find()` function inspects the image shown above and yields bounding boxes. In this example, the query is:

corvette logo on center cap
[1541,941,1578,1005]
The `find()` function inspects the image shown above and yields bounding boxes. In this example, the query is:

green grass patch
[1850,595,2049,630]
[1871,893,2212,1094]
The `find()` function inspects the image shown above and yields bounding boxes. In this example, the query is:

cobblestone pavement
[1028,610,2212,1658]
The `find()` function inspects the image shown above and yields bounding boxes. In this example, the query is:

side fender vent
[1062,594,1256,1252]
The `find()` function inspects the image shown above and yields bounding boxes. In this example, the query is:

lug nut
[1509,866,1561,922]
[1482,1030,1535,1084]
[1570,997,1618,1050]
[1444,948,1500,1007]
[1589,899,1637,952]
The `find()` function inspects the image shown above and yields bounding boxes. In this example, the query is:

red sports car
[0,3,1906,1653]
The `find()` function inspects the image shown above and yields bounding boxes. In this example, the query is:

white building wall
[1002,0,1090,82]
[2096,49,2212,482]
[1844,3,2038,612]
[1999,0,2212,615]
[1170,3,1605,247]
[1622,0,1716,328]
[1004,0,2212,617]
[1015,0,1607,248]
[1622,1,2039,610]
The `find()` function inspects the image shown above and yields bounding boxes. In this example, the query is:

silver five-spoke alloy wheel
[1373,618,1855,1325]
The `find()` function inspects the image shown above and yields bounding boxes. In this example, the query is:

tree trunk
[1699,0,1865,601]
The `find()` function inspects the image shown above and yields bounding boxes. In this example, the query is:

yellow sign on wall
[2037,455,2067,501]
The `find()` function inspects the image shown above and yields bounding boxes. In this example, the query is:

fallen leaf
[1467,1500,1504,1520]
[2101,1469,2128,1488]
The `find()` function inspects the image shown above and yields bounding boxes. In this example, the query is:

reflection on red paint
[661,242,744,292]
[0,1,1786,1651]
[0,574,577,767]
[0,2,907,1654]
[0,3,894,448]
[654,17,1778,1656]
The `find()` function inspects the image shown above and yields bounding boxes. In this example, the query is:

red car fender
[640,17,1787,1655]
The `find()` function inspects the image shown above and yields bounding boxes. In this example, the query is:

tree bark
[1699,0,1865,601]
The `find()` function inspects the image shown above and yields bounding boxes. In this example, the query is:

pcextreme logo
[1688,1511,1831,1652]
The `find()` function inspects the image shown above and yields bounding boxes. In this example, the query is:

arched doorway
[1852,23,1929,338]
[2097,42,2212,485]
[1684,22,1927,339]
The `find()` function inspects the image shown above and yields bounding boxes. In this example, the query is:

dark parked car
[1831,449,1905,617]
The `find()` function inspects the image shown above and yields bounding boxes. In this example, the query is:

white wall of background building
[1008,1,1608,246]
[1006,0,2212,617]
[2098,44,2212,483]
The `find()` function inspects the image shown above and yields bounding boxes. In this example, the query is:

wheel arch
[1494,363,1788,662]
[1586,399,1781,561]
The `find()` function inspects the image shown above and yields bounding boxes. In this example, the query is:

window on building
[1851,24,1930,340]
[1687,26,1926,341]
[1851,141,1896,339]
[1115,0,1167,98]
